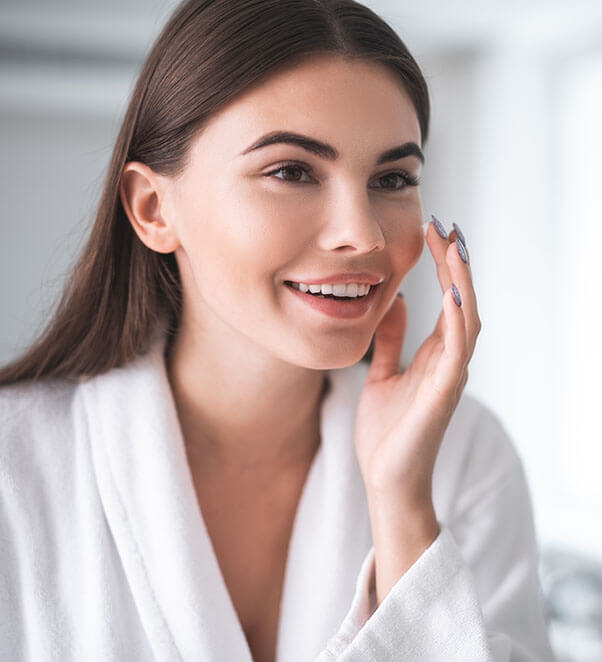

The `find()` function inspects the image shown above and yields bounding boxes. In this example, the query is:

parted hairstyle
[0,0,430,387]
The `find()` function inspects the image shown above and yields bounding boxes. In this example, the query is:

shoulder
[0,377,81,496]
[447,390,519,458]
[451,390,522,475]
[433,390,526,520]
[0,376,79,440]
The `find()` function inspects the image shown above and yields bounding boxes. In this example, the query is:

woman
[0,0,556,660]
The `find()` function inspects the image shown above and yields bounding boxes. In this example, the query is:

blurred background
[1,0,601,659]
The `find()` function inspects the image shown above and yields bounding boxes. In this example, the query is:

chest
[190,467,310,662]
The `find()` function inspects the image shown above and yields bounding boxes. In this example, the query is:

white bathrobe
[0,329,556,662]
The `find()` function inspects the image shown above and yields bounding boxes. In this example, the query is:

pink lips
[284,281,381,319]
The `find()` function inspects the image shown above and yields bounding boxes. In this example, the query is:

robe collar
[79,328,374,661]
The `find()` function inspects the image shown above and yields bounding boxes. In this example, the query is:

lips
[284,280,381,319]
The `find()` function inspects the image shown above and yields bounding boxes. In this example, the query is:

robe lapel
[81,328,373,662]
[81,333,253,662]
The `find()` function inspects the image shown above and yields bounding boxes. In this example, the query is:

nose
[316,186,386,253]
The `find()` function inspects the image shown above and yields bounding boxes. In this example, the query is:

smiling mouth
[283,280,381,319]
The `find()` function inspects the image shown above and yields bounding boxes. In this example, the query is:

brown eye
[372,171,420,191]
[264,162,313,183]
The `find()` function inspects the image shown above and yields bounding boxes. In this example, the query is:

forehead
[188,54,421,164]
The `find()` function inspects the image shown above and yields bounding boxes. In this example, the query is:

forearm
[365,489,440,607]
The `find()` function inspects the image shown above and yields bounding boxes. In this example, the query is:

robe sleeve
[313,450,557,661]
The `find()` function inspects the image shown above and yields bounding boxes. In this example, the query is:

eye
[372,171,421,191]
[264,162,313,184]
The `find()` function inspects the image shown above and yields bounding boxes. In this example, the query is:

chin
[295,345,370,371]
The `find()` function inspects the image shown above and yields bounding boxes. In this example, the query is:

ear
[119,161,180,254]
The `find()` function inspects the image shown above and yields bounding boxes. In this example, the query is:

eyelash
[263,161,421,191]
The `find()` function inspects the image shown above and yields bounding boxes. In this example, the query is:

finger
[429,301,446,342]
[445,237,481,361]
[425,215,453,293]
[459,367,469,392]
[448,222,470,264]
[366,293,407,384]
[431,287,468,399]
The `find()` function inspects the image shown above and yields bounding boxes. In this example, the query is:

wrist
[367,495,439,549]
[365,475,435,515]
[365,493,440,606]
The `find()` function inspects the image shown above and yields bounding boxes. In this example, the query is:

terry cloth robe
[0,329,556,662]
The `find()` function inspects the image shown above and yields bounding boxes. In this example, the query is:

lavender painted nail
[456,237,468,264]
[452,222,466,247]
[451,283,462,307]
[430,214,448,240]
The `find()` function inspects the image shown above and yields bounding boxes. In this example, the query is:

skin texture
[120,52,481,659]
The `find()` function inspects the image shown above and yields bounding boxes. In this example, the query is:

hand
[354,220,481,507]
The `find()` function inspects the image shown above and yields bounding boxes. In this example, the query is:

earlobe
[119,162,180,254]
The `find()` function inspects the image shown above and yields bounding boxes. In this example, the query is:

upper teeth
[290,282,372,297]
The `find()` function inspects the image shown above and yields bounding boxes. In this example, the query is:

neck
[164,323,330,481]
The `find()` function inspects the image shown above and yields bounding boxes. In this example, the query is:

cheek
[407,225,425,266]
[181,190,302,290]
[227,202,300,273]
[226,185,312,261]
[385,209,425,272]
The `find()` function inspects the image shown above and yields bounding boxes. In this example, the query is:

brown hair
[0,0,430,387]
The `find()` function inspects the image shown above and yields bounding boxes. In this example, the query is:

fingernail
[451,283,462,307]
[456,237,468,264]
[431,214,448,240]
[396,291,404,298]
[452,222,466,247]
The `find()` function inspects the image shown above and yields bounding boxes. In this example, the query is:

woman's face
[161,53,425,369]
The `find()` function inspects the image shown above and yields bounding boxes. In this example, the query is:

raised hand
[353,216,481,603]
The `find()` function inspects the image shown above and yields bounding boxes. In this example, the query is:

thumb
[365,292,407,384]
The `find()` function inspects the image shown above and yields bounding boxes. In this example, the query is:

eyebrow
[240,130,424,165]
